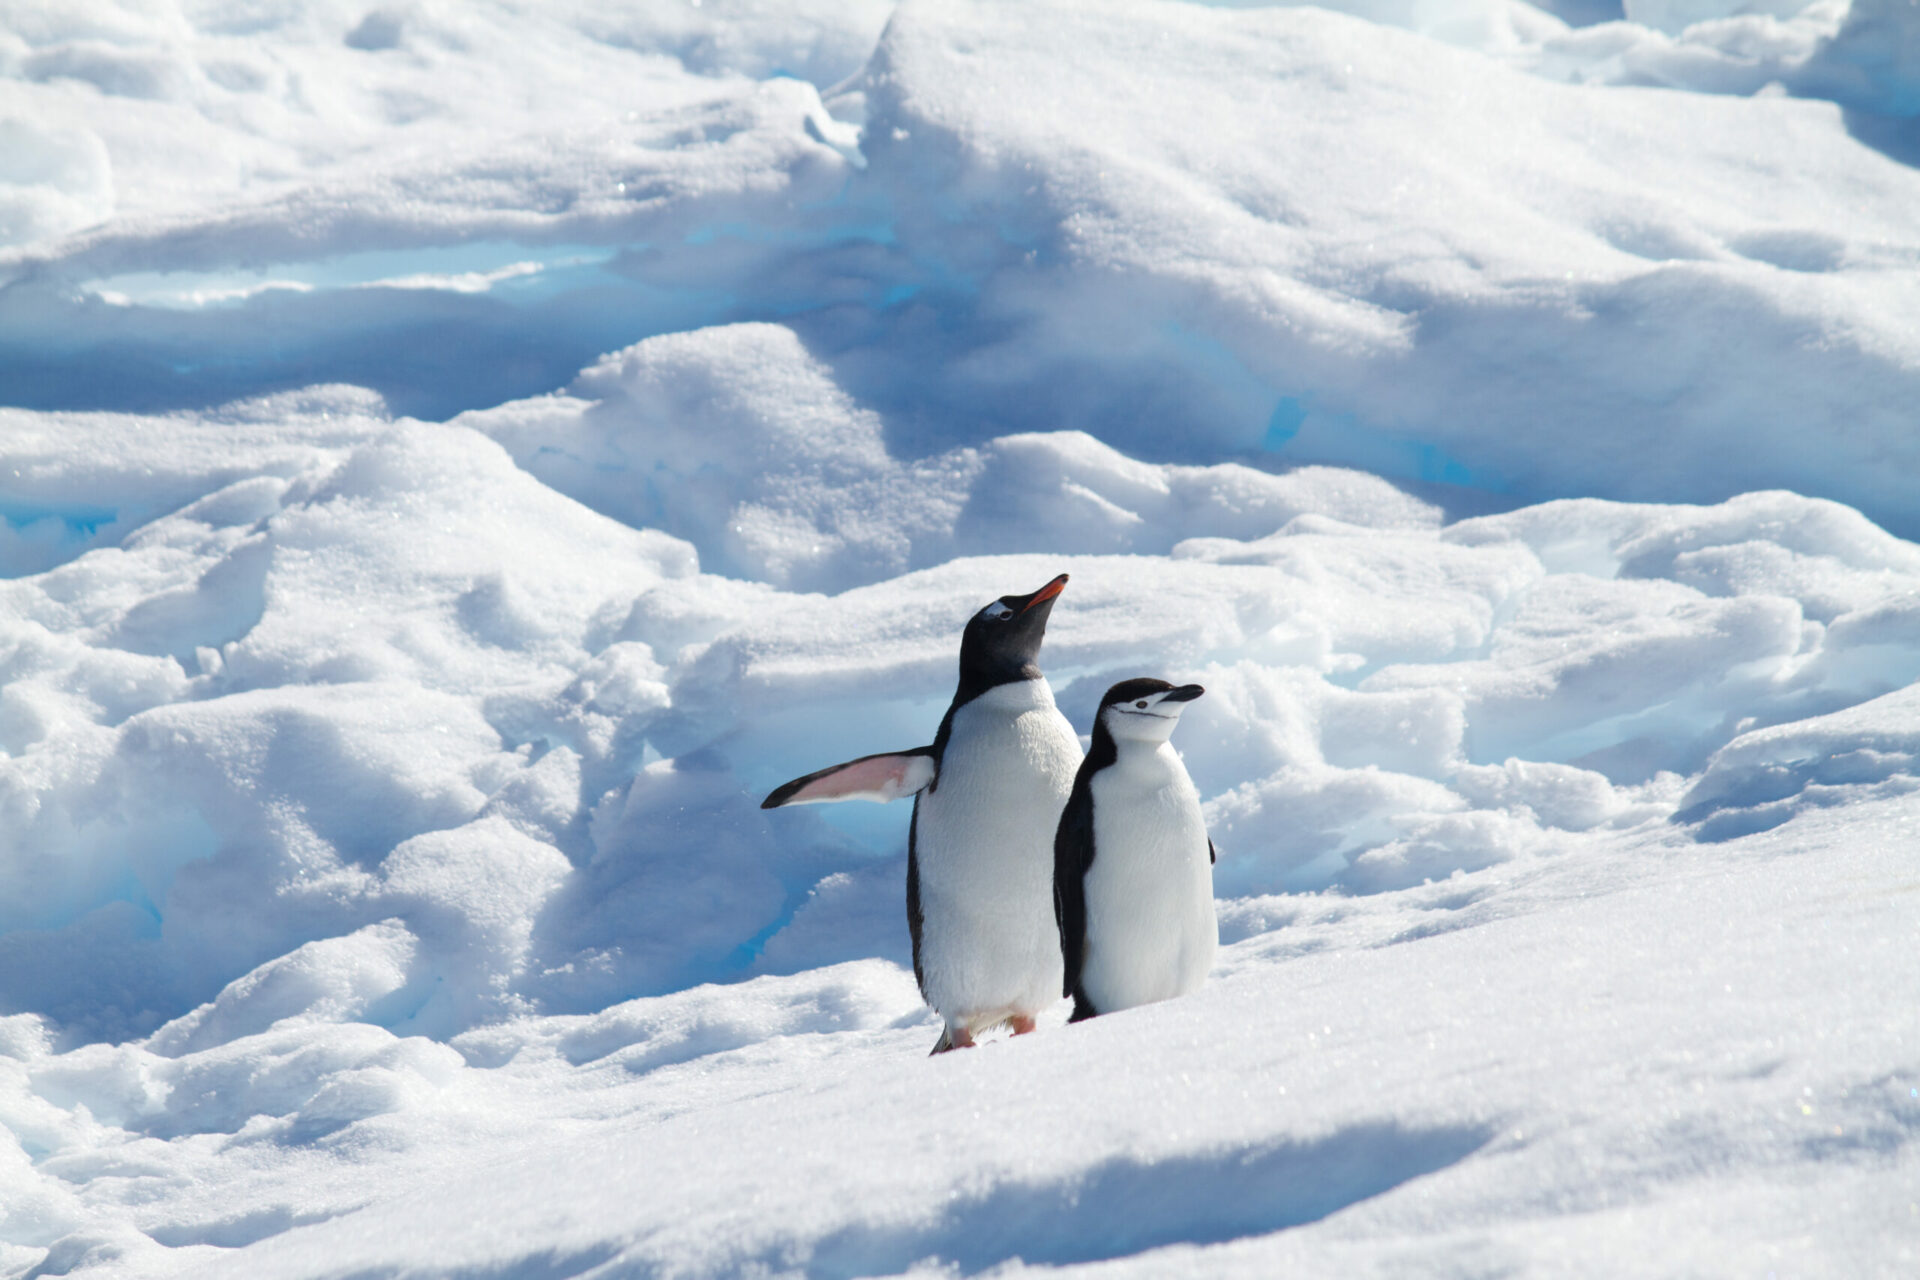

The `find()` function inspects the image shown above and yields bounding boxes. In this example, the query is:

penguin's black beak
[1019,573,1069,615]
[1163,684,1205,702]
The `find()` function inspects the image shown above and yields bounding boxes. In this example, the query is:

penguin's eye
[1135,700,1148,709]
[983,601,1014,621]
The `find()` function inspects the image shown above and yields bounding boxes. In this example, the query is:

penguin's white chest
[1082,744,1217,1014]
[915,680,1080,1027]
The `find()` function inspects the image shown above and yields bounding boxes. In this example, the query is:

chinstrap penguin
[762,574,1082,1053]
[1054,678,1217,1023]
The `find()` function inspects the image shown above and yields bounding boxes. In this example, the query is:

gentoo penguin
[1054,678,1217,1023]
[762,574,1082,1053]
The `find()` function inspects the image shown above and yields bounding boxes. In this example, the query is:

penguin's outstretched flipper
[761,749,937,808]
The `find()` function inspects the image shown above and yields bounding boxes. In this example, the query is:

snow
[2,0,1918,1275]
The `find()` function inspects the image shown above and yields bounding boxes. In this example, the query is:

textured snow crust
[8,1,1920,532]
[2,1,1919,1276]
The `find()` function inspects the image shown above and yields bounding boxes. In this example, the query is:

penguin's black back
[1053,711,1119,1018]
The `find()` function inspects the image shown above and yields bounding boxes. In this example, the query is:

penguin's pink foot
[931,1024,977,1054]
[1009,1015,1038,1036]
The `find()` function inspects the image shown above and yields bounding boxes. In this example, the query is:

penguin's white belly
[1082,749,1217,1014]
[915,682,1079,1028]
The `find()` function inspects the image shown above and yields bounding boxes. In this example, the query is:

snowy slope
[2,1,1918,1276]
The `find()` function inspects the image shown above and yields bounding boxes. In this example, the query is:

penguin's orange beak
[1021,573,1069,614]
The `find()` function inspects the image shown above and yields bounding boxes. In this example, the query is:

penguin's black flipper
[1053,774,1096,1003]
[761,748,937,808]
[907,803,926,997]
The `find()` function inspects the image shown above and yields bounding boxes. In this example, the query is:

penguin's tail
[1068,991,1099,1023]
[929,1023,980,1055]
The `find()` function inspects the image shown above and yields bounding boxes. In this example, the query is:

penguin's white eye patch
[982,601,1014,621]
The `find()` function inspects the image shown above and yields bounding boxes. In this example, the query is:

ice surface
[3,0,1918,1275]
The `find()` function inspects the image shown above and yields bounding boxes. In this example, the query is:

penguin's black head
[1097,677,1204,746]
[957,573,1068,695]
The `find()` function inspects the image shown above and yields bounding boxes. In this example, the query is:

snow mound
[0,0,889,248]
[1678,679,1920,838]
[0,118,112,248]
[462,323,1439,592]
